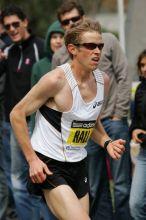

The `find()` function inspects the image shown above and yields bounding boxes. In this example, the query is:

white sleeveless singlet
[31,63,104,162]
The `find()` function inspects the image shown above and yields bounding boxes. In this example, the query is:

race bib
[66,120,96,146]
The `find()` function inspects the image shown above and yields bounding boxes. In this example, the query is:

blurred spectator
[129,49,146,220]
[31,20,64,132]
[32,20,64,84]
[0,13,11,101]
[52,1,84,69]
[0,13,17,220]
[0,14,11,49]
[0,4,48,220]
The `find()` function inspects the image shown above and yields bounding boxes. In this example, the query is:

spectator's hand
[132,129,146,143]
[29,157,53,183]
[106,139,125,160]
[0,49,7,61]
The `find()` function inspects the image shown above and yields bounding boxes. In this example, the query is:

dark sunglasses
[61,16,81,26]
[4,21,20,31]
[74,43,104,50]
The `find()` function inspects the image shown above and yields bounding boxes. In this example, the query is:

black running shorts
[27,152,89,199]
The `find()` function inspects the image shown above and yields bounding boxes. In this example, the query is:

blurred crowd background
[1,0,145,82]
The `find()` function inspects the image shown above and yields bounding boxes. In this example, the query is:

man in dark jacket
[0,14,17,220]
[0,5,49,220]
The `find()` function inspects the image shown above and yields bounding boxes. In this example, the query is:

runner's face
[73,31,103,71]
[3,15,29,43]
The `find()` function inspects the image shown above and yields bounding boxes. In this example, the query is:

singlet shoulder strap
[58,63,77,90]
[93,68,104,85]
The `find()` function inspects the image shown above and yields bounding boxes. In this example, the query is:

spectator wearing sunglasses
[0,4,53,220]
[10,18,125,220]
[52,1,84,69]
[0,13,17,220]
[52,1,132,220]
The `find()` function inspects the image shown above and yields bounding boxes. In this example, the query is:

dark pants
[87,142,113,220]
[86,117,133,220]
[0,102,8,220]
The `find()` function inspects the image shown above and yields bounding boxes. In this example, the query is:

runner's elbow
[10,105,22,124]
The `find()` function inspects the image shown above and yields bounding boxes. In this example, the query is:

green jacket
[31,20,64,86]
[31,21,64,130]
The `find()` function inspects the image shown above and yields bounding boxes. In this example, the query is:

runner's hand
[106,139,125,160]
[29,157,53,183]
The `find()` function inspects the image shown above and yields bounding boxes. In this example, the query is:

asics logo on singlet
[93,100,103,108]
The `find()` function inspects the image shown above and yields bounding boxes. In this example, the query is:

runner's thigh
[43,185,90,220]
